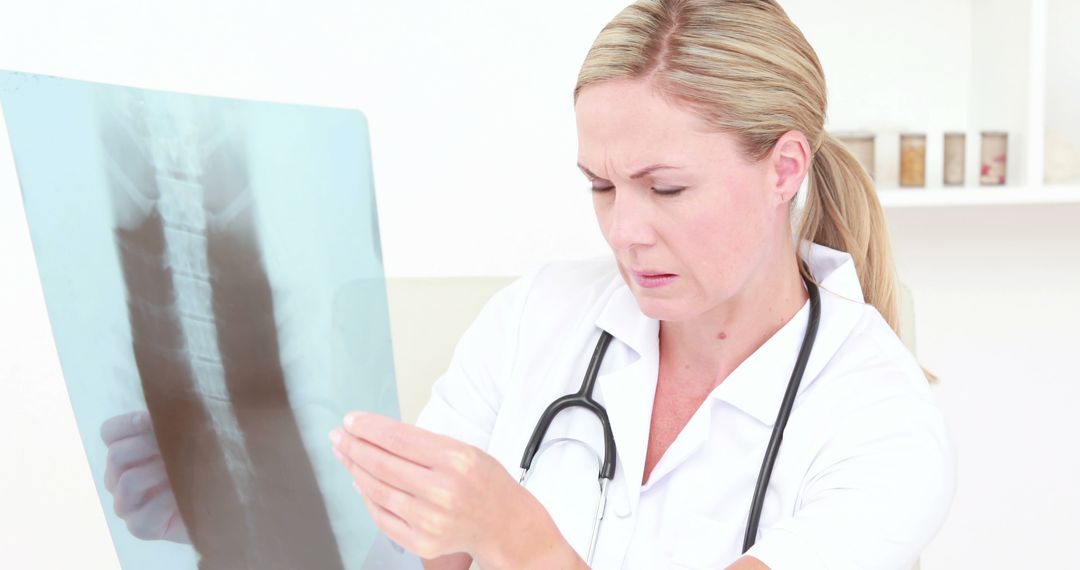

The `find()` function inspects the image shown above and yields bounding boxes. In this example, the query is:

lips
[630,270,677,289]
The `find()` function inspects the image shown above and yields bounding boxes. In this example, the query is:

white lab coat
[415,241,956,569]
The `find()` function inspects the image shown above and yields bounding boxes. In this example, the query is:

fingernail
[329,429,342,445]
[332,447,345,462]
[344,412,359,429]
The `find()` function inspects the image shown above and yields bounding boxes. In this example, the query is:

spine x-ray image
[1,70,416,569]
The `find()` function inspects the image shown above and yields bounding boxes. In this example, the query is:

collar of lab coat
[593,240,868,427]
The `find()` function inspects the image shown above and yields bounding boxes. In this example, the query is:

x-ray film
[0,70,420,569]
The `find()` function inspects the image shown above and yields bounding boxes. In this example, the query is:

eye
[653,187,686,196]
[588,184,686,195]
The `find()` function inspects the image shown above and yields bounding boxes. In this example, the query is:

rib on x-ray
[0,70,418,569]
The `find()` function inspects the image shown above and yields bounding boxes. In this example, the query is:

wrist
[479,532,585,570]
[475,493,585,569]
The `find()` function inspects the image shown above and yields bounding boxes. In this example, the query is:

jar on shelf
[980,131,1008,186]
[943,132,965,186]
[900,133,926,187]
[836,132,875,180]
[1045,131,1080,184]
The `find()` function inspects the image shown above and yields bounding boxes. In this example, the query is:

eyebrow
[577,163,682,181]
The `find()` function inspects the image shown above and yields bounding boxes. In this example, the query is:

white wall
[1,0,1077,568]
[1046,0,1080,177]
[885,204,1080,568]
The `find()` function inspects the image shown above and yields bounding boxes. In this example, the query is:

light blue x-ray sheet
[0,70,418,569]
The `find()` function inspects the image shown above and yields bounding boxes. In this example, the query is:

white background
[1,0,1078,568]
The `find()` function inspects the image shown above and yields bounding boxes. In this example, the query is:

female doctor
[336,1,958,568]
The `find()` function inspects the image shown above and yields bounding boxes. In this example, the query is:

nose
[602,187,657,252]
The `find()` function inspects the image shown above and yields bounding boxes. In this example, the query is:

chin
[618,269,705,322]
[631,294,691,322]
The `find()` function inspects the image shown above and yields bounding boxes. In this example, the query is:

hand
[99,411,190,544]
[330,412,585,569]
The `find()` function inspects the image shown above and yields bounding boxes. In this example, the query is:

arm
[726,556,770,570]
[743,396,955,570]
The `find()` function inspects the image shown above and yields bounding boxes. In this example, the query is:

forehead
[574,79,729,170]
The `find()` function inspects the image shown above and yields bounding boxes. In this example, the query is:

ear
[767,130,812,206]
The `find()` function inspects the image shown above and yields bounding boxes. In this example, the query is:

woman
[104,0,955,567]
[329,0,955,568]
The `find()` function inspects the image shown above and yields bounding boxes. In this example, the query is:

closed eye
[653,187,686,195]
[589,185,686,196]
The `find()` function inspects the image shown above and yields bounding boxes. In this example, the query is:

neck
[658,239,810,388]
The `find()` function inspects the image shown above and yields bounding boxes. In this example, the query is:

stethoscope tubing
[518,266,821,562]
[741,274,820,552]
[519,330,617,480]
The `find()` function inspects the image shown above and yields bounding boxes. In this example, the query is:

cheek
[681,199,756,262]
[675,187,770,285]
[679,213,744,292]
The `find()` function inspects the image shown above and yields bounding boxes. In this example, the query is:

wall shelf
[813,0,1080,209]
[877,185,1080,208]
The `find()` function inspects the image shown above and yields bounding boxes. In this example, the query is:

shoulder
[772,306,956,568]
[414,256,620,444]
[525,255,620,300]
[799,302,955,477]
[502,255,622,326]
[468,255,618,323]
[458,255,623,368]
[810,302,936,415]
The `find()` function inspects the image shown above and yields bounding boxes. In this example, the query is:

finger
[333,430,441,501]
[131,482,189,544]
[105,436,161,491]
[347,455,418,520]
[341,412,458,468]
[354,472,435,560]
[163,509,191,546]
[162,509,190,544]
[114,461,170,517]
[124,486,177,541]
[101,411,152,445]
[351,461,459,548]
[105,450,163,495]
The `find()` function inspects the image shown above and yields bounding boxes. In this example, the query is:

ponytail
[798,133,937,382]
[799,133,896,328]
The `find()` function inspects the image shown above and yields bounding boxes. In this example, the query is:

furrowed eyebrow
[577,163,682,181]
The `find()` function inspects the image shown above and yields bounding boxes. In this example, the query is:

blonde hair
[575,0,935,381]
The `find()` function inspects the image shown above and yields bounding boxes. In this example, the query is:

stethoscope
[517,268,821,565]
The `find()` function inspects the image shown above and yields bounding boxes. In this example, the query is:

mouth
[630,270,677,289]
